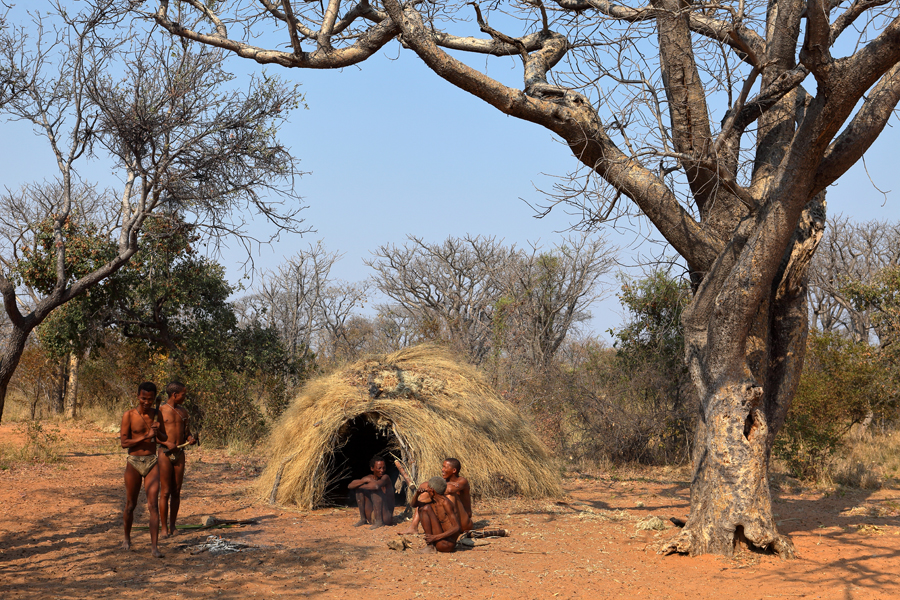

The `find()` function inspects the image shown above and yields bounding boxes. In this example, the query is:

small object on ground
[200,515,260,528]
[387,537,413,551]
[636,516,668,531]
[184,535,255,556]
[670,517,686,528]
[457,537,490,548]
[463,528,510,539]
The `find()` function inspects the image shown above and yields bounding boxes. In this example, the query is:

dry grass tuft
[820,429,900,489]
[256,344,562,508]
[635,516,668,531]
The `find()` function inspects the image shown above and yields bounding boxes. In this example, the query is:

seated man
[411,476,461,553]
[398,457,472,534]
[442,457,472,532]
[348,455,394,529]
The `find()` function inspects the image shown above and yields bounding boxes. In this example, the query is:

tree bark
[64,351,80,420]
[662,198,825,556]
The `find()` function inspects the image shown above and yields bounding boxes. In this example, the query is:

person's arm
[376,474,392,491]
[120,411,153,448]
[410,483,430,508]
[348,475,376,490]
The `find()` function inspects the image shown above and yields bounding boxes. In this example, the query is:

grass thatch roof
[257,344,562,509]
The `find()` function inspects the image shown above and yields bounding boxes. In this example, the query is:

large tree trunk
[662,199,825,557]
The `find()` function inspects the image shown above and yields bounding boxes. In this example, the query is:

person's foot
[418,545,436,554]
[370,520,384,530]
[396,525,417,535]
[151,547,163,558]
[122,540,132,551]
[353,519,368,527]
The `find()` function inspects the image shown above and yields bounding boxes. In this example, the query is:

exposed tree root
[657,528,796,559]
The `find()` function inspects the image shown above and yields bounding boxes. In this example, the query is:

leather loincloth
[126,454,158,477]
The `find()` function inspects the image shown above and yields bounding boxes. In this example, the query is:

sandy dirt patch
[1,424,898,599]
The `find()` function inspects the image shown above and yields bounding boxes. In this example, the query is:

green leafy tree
[0,5,305,423]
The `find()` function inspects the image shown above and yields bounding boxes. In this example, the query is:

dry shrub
[819,429,900,489]
[257,344,561,508]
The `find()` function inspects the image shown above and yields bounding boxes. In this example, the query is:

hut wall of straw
[256,345,562,509]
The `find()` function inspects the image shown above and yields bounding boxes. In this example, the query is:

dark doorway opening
[323,414,406,507]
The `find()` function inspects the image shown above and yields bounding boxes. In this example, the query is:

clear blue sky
[2,3,899,341]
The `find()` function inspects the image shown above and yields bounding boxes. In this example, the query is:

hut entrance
[323,414,405,507]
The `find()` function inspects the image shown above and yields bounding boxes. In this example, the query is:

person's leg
[433,538,457,553]
[169,454,186,536]
[145,466,163,558]
[157,450,174,537]
[370,491,385,529]
[354,490,371,526]
[418,504,439,553]
[122,464,142,551]
[381,488,395,526]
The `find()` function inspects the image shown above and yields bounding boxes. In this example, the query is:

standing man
[120,381,165,557]
[348,455,395,529]
[157,381,196,538]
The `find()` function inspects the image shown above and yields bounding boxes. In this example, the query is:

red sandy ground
[1,424,899,600]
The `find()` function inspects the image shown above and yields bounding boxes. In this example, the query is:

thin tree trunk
[50,360,66,415]
[65,351,80,420]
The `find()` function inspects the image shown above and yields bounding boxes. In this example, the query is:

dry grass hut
[257,344,561,509]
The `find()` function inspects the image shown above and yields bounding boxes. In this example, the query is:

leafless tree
[242,243,368,361]
[498,235,615,370]
[366,235,517,363]
[0,2,305,421]
[148,0,900,556]
[809,217,900,342]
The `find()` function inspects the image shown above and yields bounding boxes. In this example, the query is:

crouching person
[411,476,461,553]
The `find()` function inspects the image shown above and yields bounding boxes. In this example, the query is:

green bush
[775,330,894,480]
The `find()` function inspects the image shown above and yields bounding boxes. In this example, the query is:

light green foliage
[775,330,895,480]
[843,265,900,352]
[540,271,696,466]
[611,270,689,377]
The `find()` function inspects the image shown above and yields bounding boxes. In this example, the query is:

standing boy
[120,381,165,557]
[157,381,196,538]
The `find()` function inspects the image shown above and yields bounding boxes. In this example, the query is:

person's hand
[187,435,196,445]
[424,534,439,544]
